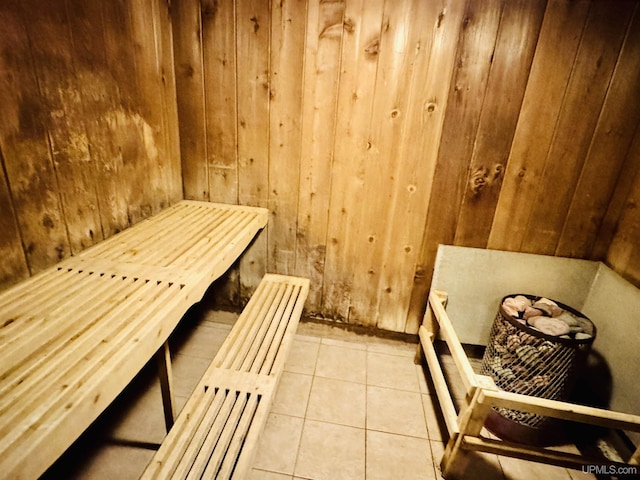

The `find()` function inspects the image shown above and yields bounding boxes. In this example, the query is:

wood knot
[250,16,259,33]
[343,17,355,33]
[364,39,379,56]
[469,164,504,196]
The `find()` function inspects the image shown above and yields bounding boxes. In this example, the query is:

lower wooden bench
[141,274,310,480]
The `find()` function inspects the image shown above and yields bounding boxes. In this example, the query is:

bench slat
[0,281,181,440]
[213,392,261,479]
[141,274,309,480]
[213,280,280,370]
[249,285,294,374]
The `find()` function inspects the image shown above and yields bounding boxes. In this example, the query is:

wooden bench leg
[442,387,491,479]
[156,341,176,432]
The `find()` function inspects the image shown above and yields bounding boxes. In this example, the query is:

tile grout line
[290,333,322,479]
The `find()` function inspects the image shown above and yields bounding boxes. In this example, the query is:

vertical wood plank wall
[0,0,181,290]
[175,0,640,333]
[1,0,640,335]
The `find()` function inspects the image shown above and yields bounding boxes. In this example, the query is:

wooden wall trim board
[2,0,640,334]
[173,0,208,201]
[236,0,271,300]
[268,0,307,276]
[202,0,238,205]
[295,0,345,312]
[321,0,385,322]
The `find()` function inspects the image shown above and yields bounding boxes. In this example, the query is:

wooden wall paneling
[321,0,385,322]
[410,0,504,321]
[203,0,238,204]
[593,124,640,260]
[453,0,546,248]
[236,0,271,299]
[348,0,433,329]
[101,0,150,225]
[404,0,467,333]
[128,0,173,215]
[378,0,465,334]
[295,0,345,312]
[24,0,102,256]
[520,1,636,255]
[267,0,306,276]
[0,152,28,289]
[66,0,129,237]
[173,0,207,201]
[606,164,640,286]
[0,1,70,274]
[488,0,591,252]
[156,0,182,205]
[557,4,640,259]
[200,0,240,307]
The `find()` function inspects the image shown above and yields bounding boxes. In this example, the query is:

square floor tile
[367,386,428,438]
[421,394,447,442]
[294,420,365,480]
[321,337,367,350]
[202,310,239,326]
[499,455,572,480]
[567,468,597,479]
[315,344,367,384]
[367,340,417,357]
[432,439,504,480]
[271,372,313,418]
[48,444,155,480]
[248,468,293,479]
[252,413,304,475]
[171,353,212,397]
[284,338,320,375]
[416,362,435,395]
[306,377,366,428]
[171,322,231,360]
[105,379,167,445]
[367,351,421,392]
[430,440,445,479]
[366,430,435,480]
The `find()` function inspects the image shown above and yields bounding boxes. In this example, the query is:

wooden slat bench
[0,201,268,480]
[141,274,309,480]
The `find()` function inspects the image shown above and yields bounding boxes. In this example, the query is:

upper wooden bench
[0,200,268,479]
[141,273,310,480]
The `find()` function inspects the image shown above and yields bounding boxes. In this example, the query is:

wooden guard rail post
[417,290,640,479]
[141,274,309,480]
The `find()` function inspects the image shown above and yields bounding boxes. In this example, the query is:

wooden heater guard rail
[418,290,640,480]
[0,201,269,480]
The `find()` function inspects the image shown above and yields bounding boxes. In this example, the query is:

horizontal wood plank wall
[174,0,640,333]
[0,0,182,290]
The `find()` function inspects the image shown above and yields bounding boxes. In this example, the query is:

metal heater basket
[480,294,596,445]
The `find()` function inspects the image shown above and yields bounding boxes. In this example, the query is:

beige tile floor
[42,308,598,480]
